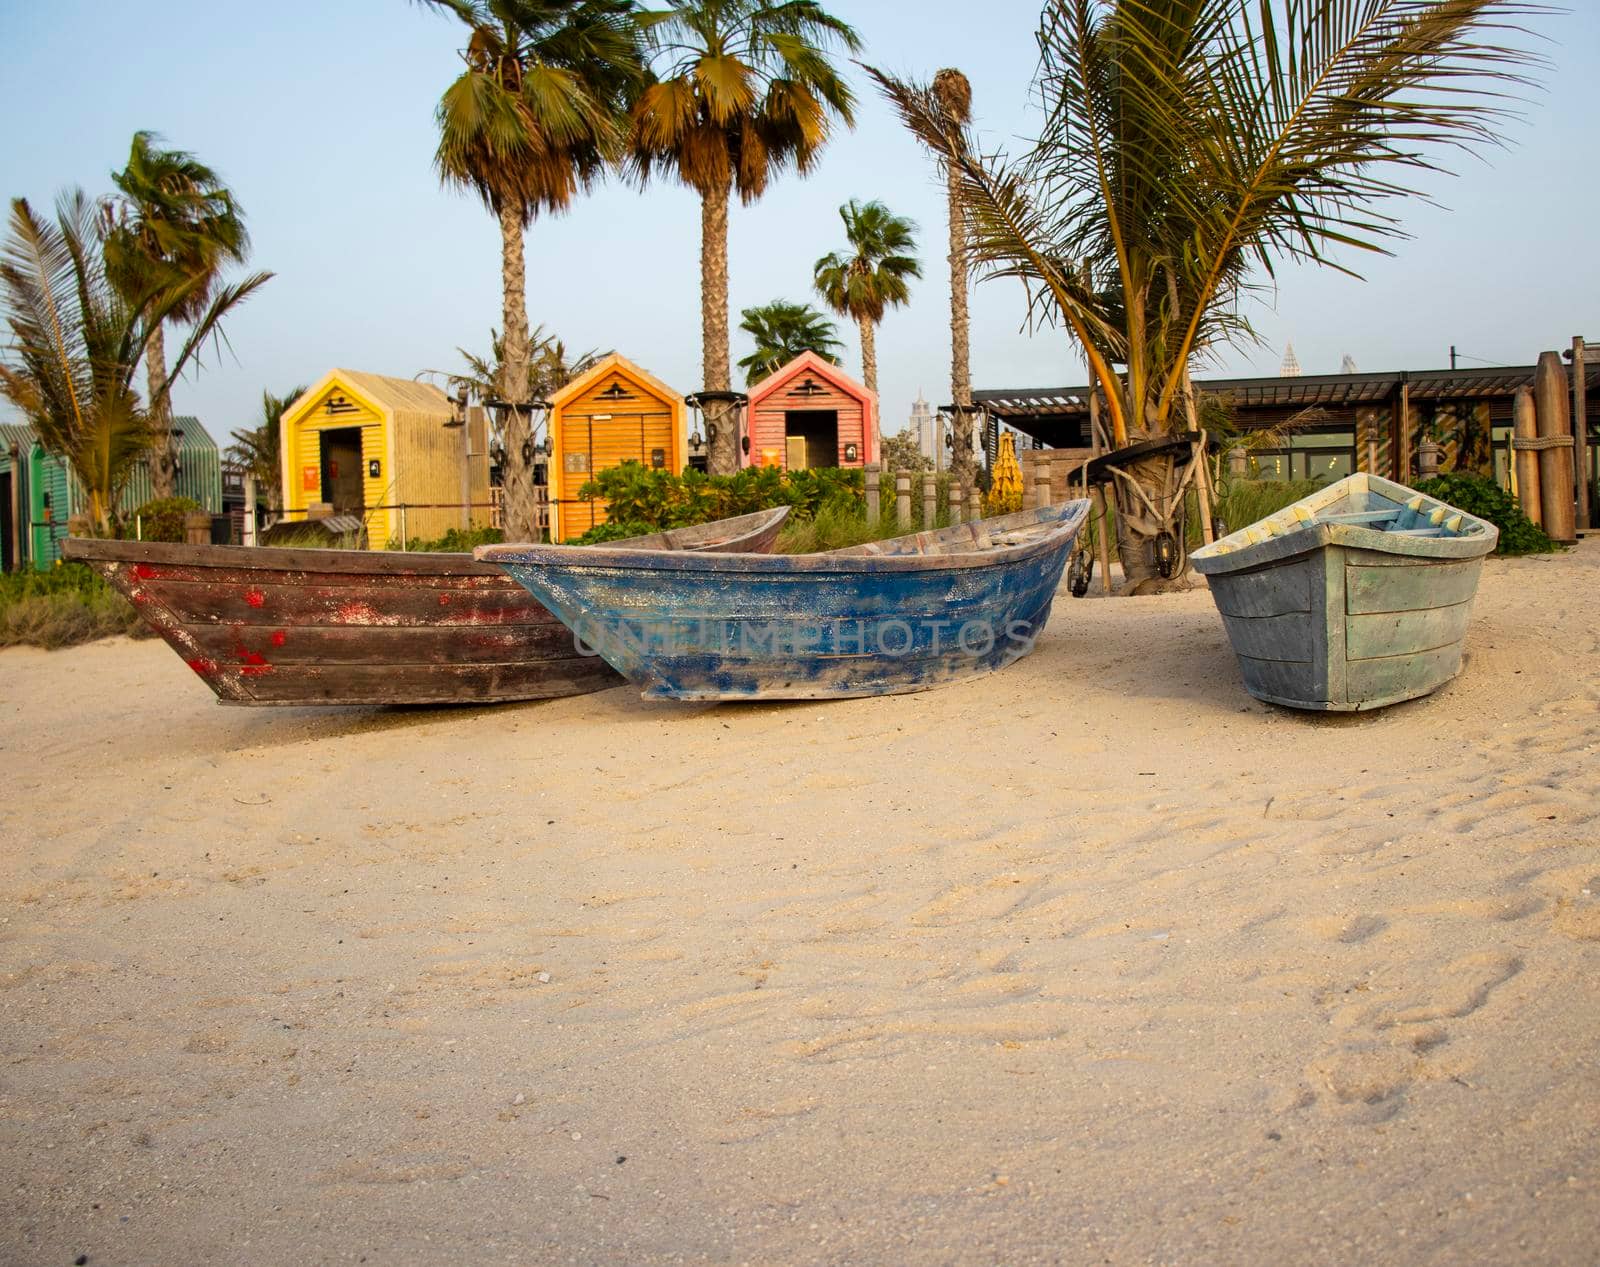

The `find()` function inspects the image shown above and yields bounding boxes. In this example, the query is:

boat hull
[481,503,1089,701]
[1192,475,1497,711]
[63,508,788,706]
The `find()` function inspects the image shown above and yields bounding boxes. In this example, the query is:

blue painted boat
[477,501,1090,700]
[1191,473,1498,711]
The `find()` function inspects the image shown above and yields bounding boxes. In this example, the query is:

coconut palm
[224,384,309,515]
[0,192,269,534]
[448,325,605,406]
[736,300,841,385]
[630,0,859,473]
[931,68,976,487]
[104,131,254,500]
[873,1,1546,591]
[813,198,920,455]
[419,0,644,538]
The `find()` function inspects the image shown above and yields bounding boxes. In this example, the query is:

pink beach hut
[744,352,877,471]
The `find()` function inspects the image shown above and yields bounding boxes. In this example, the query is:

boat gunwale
[477,500,1092,576]
[1191,473,1497,574]
[60,506,791,576]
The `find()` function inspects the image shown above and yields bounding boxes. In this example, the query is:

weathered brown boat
[63,508,789,706]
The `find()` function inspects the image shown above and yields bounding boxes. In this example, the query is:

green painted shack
[27,416,223,569]
[1,423,34,572]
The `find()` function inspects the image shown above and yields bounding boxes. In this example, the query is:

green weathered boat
[1191,474,1498,711]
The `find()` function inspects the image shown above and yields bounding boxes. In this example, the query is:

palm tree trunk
[146,320,177,500]
[946,169,975,488]
[858,315,879,461]
[497,200,538,540]
[701,180,739,476]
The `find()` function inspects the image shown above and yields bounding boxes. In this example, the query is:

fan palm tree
[630,0,859,473]
[224,384,308,515]
[932,68,976,486]
[0,192,269,534]
[736,300,841,385]
[813,198,920,455]
[873,0,1547,591]
[104,131,253,500]
[419,0,644,538]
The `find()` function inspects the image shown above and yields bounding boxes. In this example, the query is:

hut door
[0,471,12,572]
[785,410,839,469]
[319,428,366,514]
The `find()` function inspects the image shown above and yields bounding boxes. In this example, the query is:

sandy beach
[2,545,1597,1265]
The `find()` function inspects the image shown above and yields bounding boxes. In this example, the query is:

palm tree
[420,0,643,538]
[224,384,308,515]
[736,300,841,385]
[448,325,604,405]
[932,68,975,486]
[630,0,859,473]
[873,1,1545,591]
[813,198,920,456]
[0,192,269,534]
[104,131,253,500]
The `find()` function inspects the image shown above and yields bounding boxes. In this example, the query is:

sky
[2,0,1597,448]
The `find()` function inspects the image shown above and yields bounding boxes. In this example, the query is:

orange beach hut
[745,352,877,471]
[547,354,686,543]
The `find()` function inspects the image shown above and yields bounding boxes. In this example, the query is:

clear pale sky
[2,0,1596,446]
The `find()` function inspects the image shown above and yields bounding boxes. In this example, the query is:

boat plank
[1345,601,1473,662]
[1216,611,1315,663]
[1206,558,1313,619]
[225,660,622,705]
[1345,560,1483,614]
[180,621,582,666]
[1345,643,1465,708]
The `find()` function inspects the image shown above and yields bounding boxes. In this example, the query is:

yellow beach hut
[280,369,488,548]
[548,354,686,542]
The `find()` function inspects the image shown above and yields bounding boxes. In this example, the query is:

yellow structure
[986,431,1024,516]
[280,369,489,548]
[548,353,686,542]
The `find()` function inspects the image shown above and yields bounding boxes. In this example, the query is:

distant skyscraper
[1340,353,1359,374]
[1280,342,1302,377]
[909,390,935,462]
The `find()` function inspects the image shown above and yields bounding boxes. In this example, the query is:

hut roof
[749,352,870,405]
[548,353,682,409]
[286,369,454,423]
[169,416,217,454]
[0,423,35,459]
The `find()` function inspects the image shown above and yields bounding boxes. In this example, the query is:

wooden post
[1035,464,1052,509]
[1194,436,1216,546]
[184,511,211,545]
[1418,439,1441,479]
[949,483,963,526]
[865,463,880,522]
[1534,351,1577,541]
[242,474,257,547]
[1091,486,1113,594]
[1513,386,1542,527]
[968,485,982,523]
[1395,380,1413,483]
[67,513,91,539]
[895,470,911,528]
[922,471,936,527]
[1574,336,1590,532]
[1227,445,1247,479]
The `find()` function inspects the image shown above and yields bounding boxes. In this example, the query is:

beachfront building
[26,418,223,569]
[279,370,488,549]
[1,424,33,572]
[745,352,876,471]
[978,352,1600,507]
[547,354,686,543]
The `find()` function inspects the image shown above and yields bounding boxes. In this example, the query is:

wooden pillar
[184,511,211,545]
[922,472,936,527]
[949,483,963,526]
[864,463,880,522]
[1227,445,1247,479]
[895,470,911,528]
[968,485,982,523]
[1573,336,1590,532]
[1193,437,1216,546]
[1513,386,1542,527]
[1417,439,1441,479]
[1394,381,1412,483]
[242,474,257,547]
[1034,464,1052,509]
[1092,486,1113,594]
[1534,351,1577,541]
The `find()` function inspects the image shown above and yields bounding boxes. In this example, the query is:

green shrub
[1205,478,1326,542]
[576,461,866,531]
[1414,472,1557,555]
[387,525,504,553]
[0,563,148,648]
[124,496,202,543]
[573,520,655,545]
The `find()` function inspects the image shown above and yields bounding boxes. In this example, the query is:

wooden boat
[63,508,789,706]
[1190,474,1498,711]
[477,501,1090,701]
